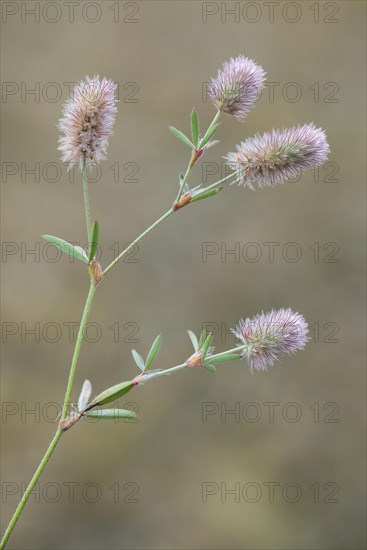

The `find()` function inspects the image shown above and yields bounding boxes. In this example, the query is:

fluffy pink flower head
[208,55,266,121]
[226,123,330,189]
[232,308,309,372]
[58,75,117,169]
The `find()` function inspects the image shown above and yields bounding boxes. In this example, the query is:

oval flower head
[226,123,329,189]
[232,308,309,372]
[208,55,266,121]
[58,75,117,169]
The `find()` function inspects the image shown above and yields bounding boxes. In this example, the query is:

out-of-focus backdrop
[1,1,366,549]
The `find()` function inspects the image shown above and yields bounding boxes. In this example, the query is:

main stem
[0,430,62,550]
[0,282,96,549]
[1,188,176,549]
[60,282,96,420]
[1,158,97,548]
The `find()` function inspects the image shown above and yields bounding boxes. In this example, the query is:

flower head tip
[232,308,309,372]
[226,123,330,189]
[208,55,266,121]
[58,75,117,169]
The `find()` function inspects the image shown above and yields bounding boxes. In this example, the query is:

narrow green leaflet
[200,123,221,148]
[204,140,220,151]
[191,109,200,148]
[191,187,223,203]
[78,379,92,412]
[208,353,242,365]
[187,330,199,351]
[84,408,137,420]
[198,329,207,350]
[74,245,88,260]
[131,349,145,371]
[86,381,134,409]
[201,332,213,359]
[145,334,162,371]
[88,221,99,262]
[43,235,87,263]
[169,126,195,149]
[179,174,190,194]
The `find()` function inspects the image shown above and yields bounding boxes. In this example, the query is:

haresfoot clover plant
[1,56,329,549]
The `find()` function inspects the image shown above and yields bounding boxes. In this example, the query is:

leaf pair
[60,378,138,430]
[43,221,99,265]
[187,329,214,371]
[187,329,241,373]
[131,334,162,372]
[78,379,137,421]
[169,109,220,152]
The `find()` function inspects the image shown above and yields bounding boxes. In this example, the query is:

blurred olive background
[1,1,366,549]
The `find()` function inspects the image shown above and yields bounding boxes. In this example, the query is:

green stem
[174,162,192,205]
[206,109,221,132]
[0,430,63,550]
[102,172,235,280]
[0,282,97,549]
[60,282,96,421]
[82,156,91,243]
[175,110,221,205]
[102,208,174,277]
[201,171,237,193]
[103,113,224,279]
[137,344,246,384]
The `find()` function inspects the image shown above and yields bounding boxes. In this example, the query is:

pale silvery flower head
[208,55,266,121]
[226,123,330,189]
[58,75,117,169]
[232,308,309,372]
